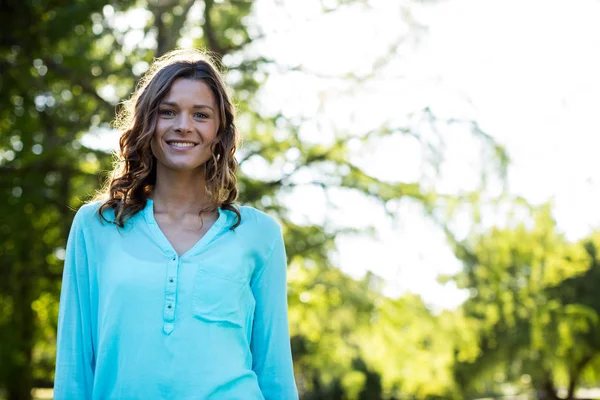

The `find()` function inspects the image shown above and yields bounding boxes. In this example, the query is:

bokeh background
[2,0,600,399]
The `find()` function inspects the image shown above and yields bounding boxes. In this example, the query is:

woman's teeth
[170,142,196,148]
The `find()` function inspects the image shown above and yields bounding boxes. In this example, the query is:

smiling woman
[53,49,299,400]
[152,79,220,173]
[98,50,240,228]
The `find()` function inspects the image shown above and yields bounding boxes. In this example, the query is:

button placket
[163,254,179,334]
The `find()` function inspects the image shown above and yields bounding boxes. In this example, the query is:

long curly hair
[96,48,241,229]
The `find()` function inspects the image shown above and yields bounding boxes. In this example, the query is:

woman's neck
[151,167,211,216]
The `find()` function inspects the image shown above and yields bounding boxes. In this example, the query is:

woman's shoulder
[72,200,116,231]
[236,205,282,234]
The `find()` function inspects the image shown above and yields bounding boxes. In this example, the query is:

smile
[166,140,198,149]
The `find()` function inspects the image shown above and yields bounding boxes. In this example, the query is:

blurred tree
[0,0,505,399]
[354,292,480,399]
[1,2,116,398]
[448,204,600,400]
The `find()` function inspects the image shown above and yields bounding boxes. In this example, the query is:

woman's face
[150,78,220,175]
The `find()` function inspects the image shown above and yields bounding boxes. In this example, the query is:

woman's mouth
[166,140,198,150]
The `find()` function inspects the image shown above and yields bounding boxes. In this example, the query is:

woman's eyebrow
[160,101,214,111]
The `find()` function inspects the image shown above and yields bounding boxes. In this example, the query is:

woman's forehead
[162,78,217,107]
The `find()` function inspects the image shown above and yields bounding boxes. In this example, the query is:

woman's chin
[158,162,206,174]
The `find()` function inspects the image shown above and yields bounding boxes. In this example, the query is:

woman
[54,49,298,400]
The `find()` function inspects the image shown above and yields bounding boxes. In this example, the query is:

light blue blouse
[54,199,298,400]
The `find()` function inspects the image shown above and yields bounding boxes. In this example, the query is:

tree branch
[43,57,116,113]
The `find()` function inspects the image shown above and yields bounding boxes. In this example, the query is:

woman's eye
[159,109,175,117]
[195,112,209,119]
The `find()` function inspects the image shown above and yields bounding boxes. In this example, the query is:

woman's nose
[174,114,192,132]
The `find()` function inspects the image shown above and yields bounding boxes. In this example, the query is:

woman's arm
[250,226,299,400]
[54,210,95,399]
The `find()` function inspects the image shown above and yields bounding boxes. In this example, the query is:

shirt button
[169,278,174,283]
[167,304,172,309]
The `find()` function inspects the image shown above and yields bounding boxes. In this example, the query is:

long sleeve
[54,210,95,399]
[250,228,299,400]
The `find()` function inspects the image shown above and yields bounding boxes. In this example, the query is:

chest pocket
[192,268,255,328]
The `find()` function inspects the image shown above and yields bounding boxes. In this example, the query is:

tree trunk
[5,266,35,400]
[536,374,560,400]
[151,0,197,57]
[566,354,594,400]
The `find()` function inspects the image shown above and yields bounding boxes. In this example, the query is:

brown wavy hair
[96,48,241,229]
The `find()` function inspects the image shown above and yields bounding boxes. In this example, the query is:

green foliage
[3,1,458,398]
[5,1,598,400]
[450,204,600,399]
[356,295,480,399]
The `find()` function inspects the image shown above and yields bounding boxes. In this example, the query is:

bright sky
[249,0,600,309]
[85,0,600,310]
